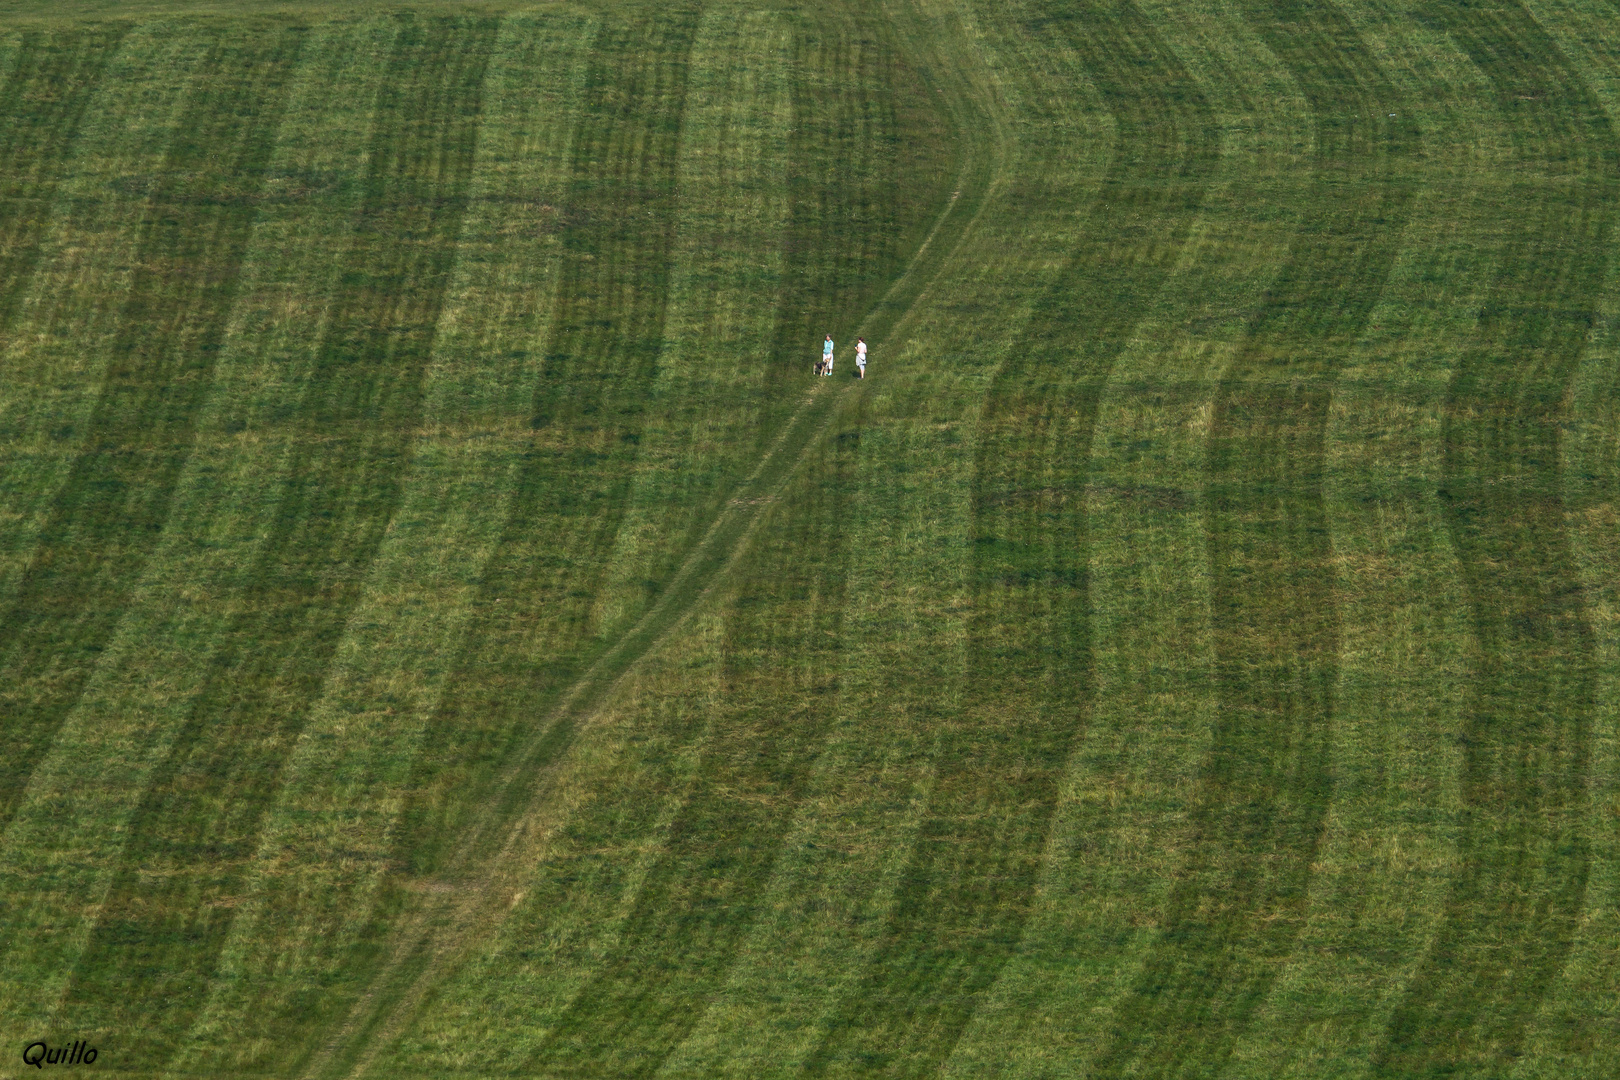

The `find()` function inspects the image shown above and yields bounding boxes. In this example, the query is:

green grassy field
[0,0,1616,1076]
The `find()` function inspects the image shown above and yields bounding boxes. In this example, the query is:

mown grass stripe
[292,10,704,1076]
[0,25,128,331]
[154,15,598,1077]
[803,3,1219,1074]
[0,24,233,623]
[937,2,1314,1071]
[345,12,793,1073]
[1094,2,1419,1074]
[0,30,19,81]
[515,14,941,1075]
[53,16,497,1068]
[1519,3,1620,1071]
[0,24,304,838]
[387,4,703,885]
[1373,3,1617,1074]
[1218,4,1501,1072]
[521,443,860,1079]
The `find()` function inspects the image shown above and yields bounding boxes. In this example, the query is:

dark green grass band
[805,3,1220,1073]
[0,24,303,836]
[305,11,708,1075]
[392,5,704,885]
[55,16,497,1069]
[0,25,128,330]
[1095,2,1419,1074]
[523,444,860,1078]
[1375,3,1615,1074]
[317,7,972,1073]
[515,12,952,1075]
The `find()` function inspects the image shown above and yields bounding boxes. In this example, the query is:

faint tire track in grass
[157,16,599,1076]
[307,7,985,1074]
[520,439,861,1079]
[300,10,706,1076]
[386,5,704,885]
[802,3,1219,1074]
[1373,3,1617,1074]
[409,11,952,1077]
[0,23,304,837]
[51,16,498,1069]
[0,25,128,331]
[1093,3,1419,1074]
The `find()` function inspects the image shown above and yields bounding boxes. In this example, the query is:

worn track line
[305,16,996,1080]
[803,3,1220,1073]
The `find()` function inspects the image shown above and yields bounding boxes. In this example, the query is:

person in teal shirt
[822,335,834,376]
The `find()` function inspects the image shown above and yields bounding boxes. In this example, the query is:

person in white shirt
[855,337,867,378]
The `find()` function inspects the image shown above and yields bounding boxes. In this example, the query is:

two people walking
[816,334,867,378]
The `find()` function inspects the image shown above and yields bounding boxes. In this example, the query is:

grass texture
[0,1,1617,1078]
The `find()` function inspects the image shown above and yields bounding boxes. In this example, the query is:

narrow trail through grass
[306,10,984,1076]
[2,2,1619,1075]
[1374,3,1617,1074]
[804,3,1220,1072]
[390,1,704,888]
[1093,2,1419,1073]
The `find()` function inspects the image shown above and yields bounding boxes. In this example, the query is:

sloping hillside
[0,2,1616,1077]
